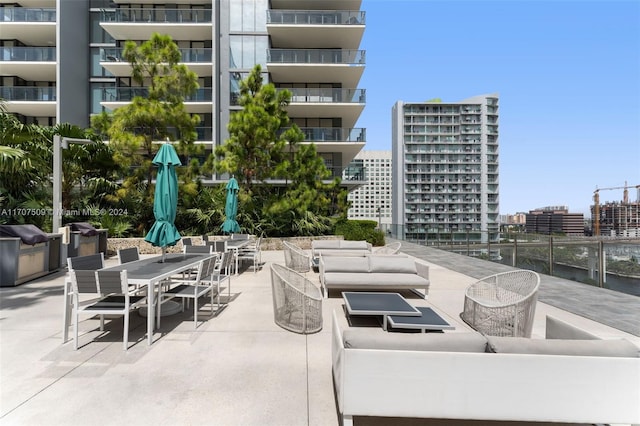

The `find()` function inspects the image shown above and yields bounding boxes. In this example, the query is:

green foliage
[334,219,385,246]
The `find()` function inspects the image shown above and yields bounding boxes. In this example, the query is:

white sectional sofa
[332,311,640,426]
[311,240,371,258]
[319,255,430,298]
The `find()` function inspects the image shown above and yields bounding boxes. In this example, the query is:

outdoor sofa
[319,255,429,298]
[311,240,371,259]
[332,311,640,426]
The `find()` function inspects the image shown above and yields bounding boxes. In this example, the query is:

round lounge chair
[270,264,322,334]
[282,241,311,273]
[460,270,540,337]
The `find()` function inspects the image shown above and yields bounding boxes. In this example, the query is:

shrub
[334,219,385,246]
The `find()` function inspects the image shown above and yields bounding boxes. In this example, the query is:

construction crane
[592,181,640,235]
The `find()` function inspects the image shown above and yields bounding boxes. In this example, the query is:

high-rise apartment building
[1,0,366,185]
[346,150,392,228]
[391,95,499,243]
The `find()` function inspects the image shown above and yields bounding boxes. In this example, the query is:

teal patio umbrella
[145,143,182,262]
[221,177,241,234]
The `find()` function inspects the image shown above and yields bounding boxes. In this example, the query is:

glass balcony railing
[278,127,365,143]
[383,227,640,297]
[267,49,365,65]
[0,86,56,101]
[102,87,212,102]
[100,8,211,24]
[1,7,55,22]
[267,10,365,25]
[281,88,365,104]
[342,165,366,181]
[101,48,212,63]
[1,47,56,61]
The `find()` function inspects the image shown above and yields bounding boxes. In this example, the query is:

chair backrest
[67,253,105,271]
[117,247,139,264]
[197,255,218,281]
[206,240,227,253]
[95,270,128,295]
[70,269,99,294]
[184,244,213,254]
[220,250,234,272]
[182,237,192,246]
[231,233,250,240]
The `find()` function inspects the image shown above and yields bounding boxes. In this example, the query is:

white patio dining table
[63,253,210,346]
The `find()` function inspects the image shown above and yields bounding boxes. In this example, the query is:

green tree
[91,33,201,191]
[214,64,303,194]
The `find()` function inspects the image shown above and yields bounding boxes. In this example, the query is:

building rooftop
[1,243,638,425]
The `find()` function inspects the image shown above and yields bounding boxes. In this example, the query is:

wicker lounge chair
[270,264,322,334]
[460,270,540,337]
[282,241,311,273]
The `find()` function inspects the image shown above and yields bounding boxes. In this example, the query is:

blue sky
[358,0,640,216]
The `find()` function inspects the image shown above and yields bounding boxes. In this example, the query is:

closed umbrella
[221,177,241,234]
[145,143,182,262]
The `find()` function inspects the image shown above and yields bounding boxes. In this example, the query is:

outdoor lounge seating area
[1,241,639,425]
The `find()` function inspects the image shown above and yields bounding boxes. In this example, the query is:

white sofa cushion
[340,240,370,249]
[312,240,341,249]
[323,273,428,287]
[368,256,417,274]
[486,336,640,358]
[323,257,370,273]
[343,330,488,352]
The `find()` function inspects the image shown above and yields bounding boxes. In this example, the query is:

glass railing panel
[101,8,212,24]
[1,47,56,61]
[282,88,365,103]
[101,48,212,63]
[0,86,56,101]
[267,49,365,65]
[2,7,55,22]
[267,10,365,25]
[102,87,212,102]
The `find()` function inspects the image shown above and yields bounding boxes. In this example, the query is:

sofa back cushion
[340,240,370,250]
[312,240,341,249]
[323,256,370,273]
[343,330,488,352]
[486,336,640,358]
[369,256,417,274]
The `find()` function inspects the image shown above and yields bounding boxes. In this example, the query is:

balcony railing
[101,48,212,63]
[1,7,55,22]
[1,47,55,62]
[102,87,212,102]
[100,8,211,23]
[384,227,640,296]
[267,49,365,65]
[281,88,365,104]
[267,10,365,25]
[0,87,56,101]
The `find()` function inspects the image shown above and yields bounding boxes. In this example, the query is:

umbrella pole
[161,246,166,263]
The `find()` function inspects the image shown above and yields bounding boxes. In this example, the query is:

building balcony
[0,8,55,45]
[0,47,56,81]
[267,49,365,88]
[1,87,56,117]
[266,10,364,49]
[100,8,212,41]
[100,48,213,77]
[100,87,212,114]
[281,88,365,129]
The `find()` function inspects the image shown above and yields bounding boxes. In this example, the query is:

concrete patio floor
[1,248,638,426]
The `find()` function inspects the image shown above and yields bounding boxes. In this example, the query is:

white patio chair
[159,255,220,329]
[372,241,402,255]
[460,270,540,337]
[236,237,262,273]
[282,241,311,273]
[70,269,146,351]
[117,247,139,264]
[270,264,323,334]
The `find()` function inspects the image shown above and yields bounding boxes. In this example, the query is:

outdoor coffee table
[387,306,455,332]
[342,292,420,331]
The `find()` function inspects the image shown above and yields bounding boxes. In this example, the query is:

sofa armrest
[415,262,429,280]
